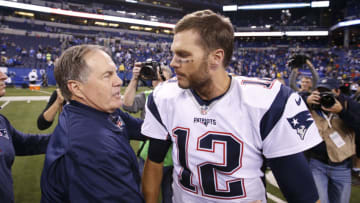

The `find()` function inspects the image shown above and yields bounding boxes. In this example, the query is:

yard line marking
[266,171,286,202]
[266,171,279,188]
[267,192,287,203]
[0,96,50,101]
[1,100,10,109]
[38,90,52,95]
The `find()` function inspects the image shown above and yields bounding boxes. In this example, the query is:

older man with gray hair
[41,44,145,203]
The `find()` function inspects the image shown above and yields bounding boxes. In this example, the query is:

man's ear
[67,80,84,99]
[209,49,224,70]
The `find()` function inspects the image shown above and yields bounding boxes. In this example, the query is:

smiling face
[74,49,123,113]
[0,71,8,97]
[170,29,211,89]
[300,77,312,92]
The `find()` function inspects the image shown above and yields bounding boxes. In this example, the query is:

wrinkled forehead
[85,49,114,68]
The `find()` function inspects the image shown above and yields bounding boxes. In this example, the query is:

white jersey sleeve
[141,80,178,140]
[233,76,322,158]
[253,81,322,158]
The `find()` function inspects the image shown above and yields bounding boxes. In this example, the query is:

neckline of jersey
[189,75,233,106]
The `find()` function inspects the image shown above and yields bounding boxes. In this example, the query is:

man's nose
[115,74,123,86]
[170,57,179,69]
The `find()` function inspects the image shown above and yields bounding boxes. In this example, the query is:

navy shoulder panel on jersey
[147,92,166,128]
[260,85,293,140]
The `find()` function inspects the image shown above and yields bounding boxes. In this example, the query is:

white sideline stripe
[266,171,287,202]
[267,192,287,203]
[38,90,52,95]
[0,96,50,101]
[1,100,10,109]
[266,171,279,188]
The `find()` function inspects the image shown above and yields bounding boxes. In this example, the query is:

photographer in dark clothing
[305,78,360,203]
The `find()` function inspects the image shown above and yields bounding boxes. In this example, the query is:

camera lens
[139,61,158,80]
[319,92,335,108]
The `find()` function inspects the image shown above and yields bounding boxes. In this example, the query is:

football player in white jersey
[141,10,322,203]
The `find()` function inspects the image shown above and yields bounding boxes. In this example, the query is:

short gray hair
[54,44,107,100]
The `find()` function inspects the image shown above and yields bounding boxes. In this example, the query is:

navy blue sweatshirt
[0,115,50,203]
[41,101,145,203]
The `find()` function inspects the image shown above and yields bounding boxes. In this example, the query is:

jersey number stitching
[172,127,246,199]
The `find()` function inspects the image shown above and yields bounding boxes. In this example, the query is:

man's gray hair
[54,44,108,100]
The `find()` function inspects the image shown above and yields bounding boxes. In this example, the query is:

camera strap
[321,111,334,128]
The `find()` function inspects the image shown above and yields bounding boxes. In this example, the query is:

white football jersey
[141,76,322,203]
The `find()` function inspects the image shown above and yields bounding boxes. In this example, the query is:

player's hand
[307,90,320,105]
[55,88,64,105]
[132,62,142,80]
[321,98,343,114]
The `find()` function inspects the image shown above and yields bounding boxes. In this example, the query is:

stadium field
[2,87,359,203]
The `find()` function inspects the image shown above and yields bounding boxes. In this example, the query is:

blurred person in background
[28,69,38,85]
[289,56,319,95]
[0,71,51,203]
[123,62,173,203]
[350,79,360,184]
[305,78,360,203]
[41,44,145,203]
[275,77,286,86]
[351,80,360,103]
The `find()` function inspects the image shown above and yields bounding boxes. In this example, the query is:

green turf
[4,87,56,96]
[2,86,359,203]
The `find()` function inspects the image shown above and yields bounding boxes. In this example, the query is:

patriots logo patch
[0,129,9,139]
[110,115,125,129]
[287,111,313,140]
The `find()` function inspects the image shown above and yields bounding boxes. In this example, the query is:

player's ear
[67,80,85,99]
[209,49,224,69]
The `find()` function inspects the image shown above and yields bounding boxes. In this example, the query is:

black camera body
[288,54,309,69]
[319,92,336,108]
[140,60,160,81]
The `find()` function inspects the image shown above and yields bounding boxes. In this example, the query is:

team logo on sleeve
[295,96,301,106]
[287,111,313,140]
[0,129,9,139]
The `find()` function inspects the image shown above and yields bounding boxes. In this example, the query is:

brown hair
[174,10,234,67]
[54,44,106,100]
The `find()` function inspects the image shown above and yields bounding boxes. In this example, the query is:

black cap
[316,78,339,90]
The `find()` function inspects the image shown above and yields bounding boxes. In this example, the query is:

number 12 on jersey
[172,127,246,200]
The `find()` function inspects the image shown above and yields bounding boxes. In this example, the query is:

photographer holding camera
[122,60,173,203]
[305,78,360,203]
